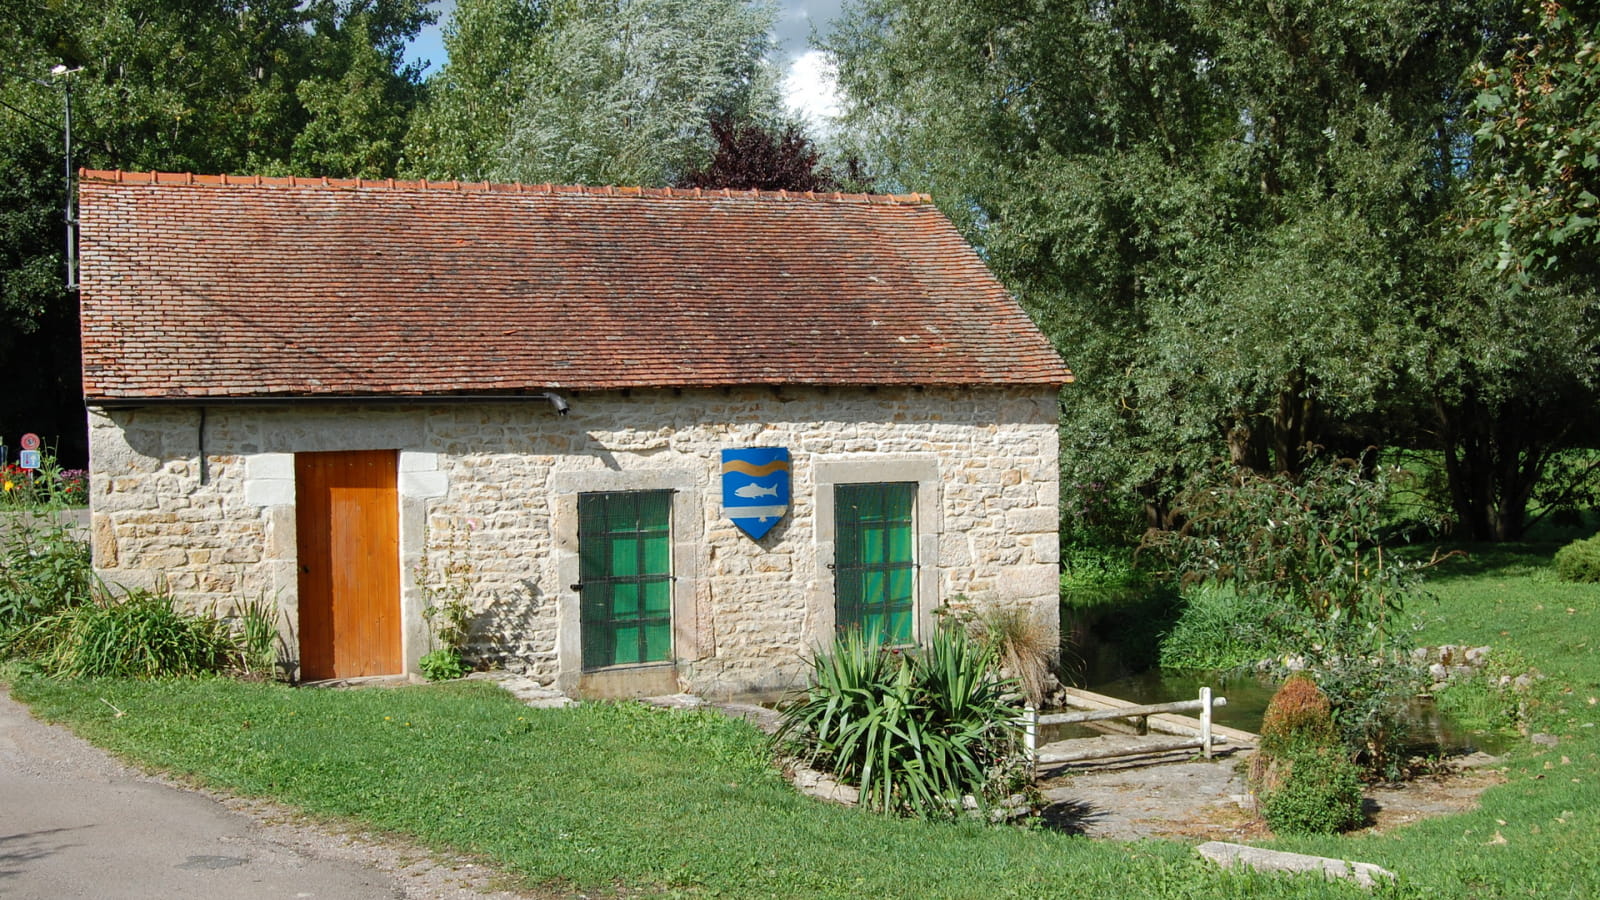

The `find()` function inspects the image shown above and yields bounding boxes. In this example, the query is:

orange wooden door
[296,450,401,680]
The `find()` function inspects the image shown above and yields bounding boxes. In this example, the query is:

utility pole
[12,65,84,291]
[48,65,82,292]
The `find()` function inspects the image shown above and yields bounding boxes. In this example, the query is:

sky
[402,0,846,127]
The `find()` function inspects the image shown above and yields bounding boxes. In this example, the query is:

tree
[406,0,782,186]
[494,0,782,186]
[402,0,550,180]
[673,114,839,191]
[1403,235,1600,541]
[1470,2,1600,281]
[825,0,1520,533]
[0,0,432,463]
[291,0,435,178]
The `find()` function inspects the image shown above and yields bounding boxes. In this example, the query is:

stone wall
[87,385,1061,698]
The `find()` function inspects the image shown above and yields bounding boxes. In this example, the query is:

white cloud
[782,49,841,132]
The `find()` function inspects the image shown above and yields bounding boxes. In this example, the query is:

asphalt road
[0,685,522,900]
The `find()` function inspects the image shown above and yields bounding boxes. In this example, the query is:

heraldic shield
[721,448,790,539]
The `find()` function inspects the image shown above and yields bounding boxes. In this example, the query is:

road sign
[19,450,41,469]
[19,433,40,451]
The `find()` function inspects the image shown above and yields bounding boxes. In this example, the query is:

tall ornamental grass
[4,588,235,678]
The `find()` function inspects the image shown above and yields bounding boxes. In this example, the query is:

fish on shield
[721,448,790,539]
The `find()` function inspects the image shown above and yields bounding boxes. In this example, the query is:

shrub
[1259,673,1337,754]
[1260,746,1366,835]
[1253,675,1365,834]
[1311,649,1424,779]
[5,588,234,678]
[1553,534,1600,582]
[944,600,1055,707]
[776,627,1028,820]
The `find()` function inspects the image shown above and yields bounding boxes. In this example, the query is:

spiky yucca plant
[777,627,1027,819]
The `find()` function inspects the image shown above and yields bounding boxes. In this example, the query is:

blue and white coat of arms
[721,448,790,539]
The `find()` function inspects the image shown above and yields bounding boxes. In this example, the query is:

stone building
[77,170,1073,698]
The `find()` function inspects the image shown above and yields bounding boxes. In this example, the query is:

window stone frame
[551,468,701,696]
[812,457,942,648]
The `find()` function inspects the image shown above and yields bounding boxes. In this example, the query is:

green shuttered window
[579,490,673,669]
[834,482,917,644]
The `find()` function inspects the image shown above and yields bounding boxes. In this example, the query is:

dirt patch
[1038,749,1506,841]
[1360,754,1508,834]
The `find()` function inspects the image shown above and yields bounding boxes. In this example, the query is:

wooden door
[296,450,401,680]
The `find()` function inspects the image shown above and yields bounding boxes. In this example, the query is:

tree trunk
[1434,391,1554,542]
[1226,374,1319,476]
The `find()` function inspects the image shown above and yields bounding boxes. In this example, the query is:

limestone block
[401,469,449,498]
[999,564,1058,599]
[244,452,295,507]
[1196,842,1396,889]
[1007,506,1058,535]
[91,513,119,568]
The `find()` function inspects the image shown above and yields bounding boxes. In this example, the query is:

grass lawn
[7,544,1600,898]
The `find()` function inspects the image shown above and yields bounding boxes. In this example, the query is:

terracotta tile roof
[78,170,1073,402]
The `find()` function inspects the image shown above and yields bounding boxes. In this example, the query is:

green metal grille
[578,490,673,669]
[834,482,916,644]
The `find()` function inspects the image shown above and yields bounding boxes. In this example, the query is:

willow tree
[827,0,1508,533]
[408,0,783,186]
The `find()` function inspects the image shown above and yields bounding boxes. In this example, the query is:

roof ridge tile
[84,170,942,205]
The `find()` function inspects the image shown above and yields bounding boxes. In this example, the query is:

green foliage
[776,627,1028,820]
[4,588,233,678]
[1151,458,1433,774]
[828,0,1509,519]
[1151,457,1424,640]
[1309,649,1424,779]
[1259,745,1366,836]
[0,509,92,633]
[418,648,468,681]
[1469,2,1600,281]
[1156,585,1291,672]
[1060,480,1146,551]
[401,0,549,179]
[1553,534,1600,583]
[410,0,783,187]
[1059,546,1160,611]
